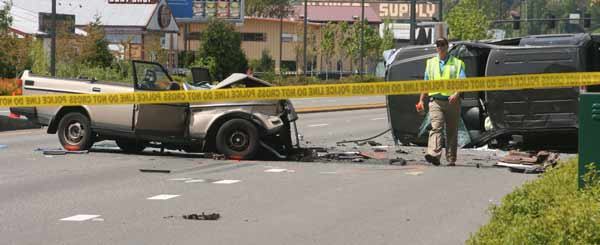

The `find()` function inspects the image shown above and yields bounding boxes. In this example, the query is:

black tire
[215,119,259,160]
[116,139,146,153]
[57,112,94,151]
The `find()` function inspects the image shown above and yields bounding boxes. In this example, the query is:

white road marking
[91,218,104,222]
[212,180,241,184]
[265,168,294,173]
[60,214,100,221]
[184,179,206,183]
[371,117,386,121]
[169,178,192,181]
[319,171,338,174]
[307,123,329,127]
[147,194,180,200]
[405,171,424,176]
[0,110,9,113]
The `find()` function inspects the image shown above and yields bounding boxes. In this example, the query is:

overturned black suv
[386,33,600,149]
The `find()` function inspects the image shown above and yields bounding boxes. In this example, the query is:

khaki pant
[427,99,460,163]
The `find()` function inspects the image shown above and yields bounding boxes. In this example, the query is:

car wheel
[57,112,94,151]
[215,119,259,160]
[116,139,146,153]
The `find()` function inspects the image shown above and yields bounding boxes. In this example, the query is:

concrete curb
[0,116,41,132]
[296,103,387,114]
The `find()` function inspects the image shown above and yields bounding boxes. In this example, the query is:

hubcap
[228,130,249,151]
[65,121,84,145]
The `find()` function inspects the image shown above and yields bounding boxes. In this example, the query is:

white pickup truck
[11,61,298,159]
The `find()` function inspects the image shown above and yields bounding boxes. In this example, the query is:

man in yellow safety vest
[416,38,466,166]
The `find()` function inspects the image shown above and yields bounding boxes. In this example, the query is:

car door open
[132,61,188,141]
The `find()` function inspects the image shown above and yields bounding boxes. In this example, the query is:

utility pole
[359,0,364,77]
[279,12,283,75]
[439,0,443,22]
[409,0,416,44]
[50,0,56,76]
[303,0,308,79]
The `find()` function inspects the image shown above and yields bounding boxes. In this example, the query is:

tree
[446,0,490,40]
[381,18,395,52]
[337,21,351,76]
[198,18,248,80]
[249,49,275,72]
[0,0,12,34]
[80,17,113,68]
[320,22,336,80]
[245,0,293,18]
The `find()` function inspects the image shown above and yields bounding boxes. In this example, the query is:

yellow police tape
[2,72,600,107]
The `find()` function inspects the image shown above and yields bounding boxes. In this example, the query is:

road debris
[395,149,409,154]
[372,146,389,152]
[39,149,89,155]
[139,169,172,173]
[389,158,407,166]
[496,150,560,173]
[182,213,220,221]
[367,141,382,146]
[0,144,7,150]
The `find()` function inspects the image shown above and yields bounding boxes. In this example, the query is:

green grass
[468,159,600,244]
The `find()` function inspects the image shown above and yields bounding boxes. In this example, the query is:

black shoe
[425,154,440,166]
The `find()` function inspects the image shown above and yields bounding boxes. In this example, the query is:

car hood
[212,73,273,89]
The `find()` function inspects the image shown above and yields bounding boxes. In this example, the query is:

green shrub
[468,160,600,244]
[55,62,132,83]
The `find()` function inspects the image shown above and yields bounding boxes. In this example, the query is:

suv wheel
[116,139,147,153]
[57,112,94,151]
[215,119,259,160]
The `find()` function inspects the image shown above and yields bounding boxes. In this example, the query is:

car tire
[116,139,146,153]
[215,119,259,160]
[57,112,94,151]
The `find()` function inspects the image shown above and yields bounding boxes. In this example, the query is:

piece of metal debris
[182,213,220,221]
[395,149,409,154]
[139,169,171,173]
[389,158,407,166]
[212,154,226,160]
[496,150,560,173]
[372,146,389,152]
[42,149,89,155]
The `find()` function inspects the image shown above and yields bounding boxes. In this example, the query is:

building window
[187,32,202,41]
[281,61,296,72]
[281,33,297,42]
[241,32,266,42]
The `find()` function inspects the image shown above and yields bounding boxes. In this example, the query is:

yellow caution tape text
[2,72,600,107]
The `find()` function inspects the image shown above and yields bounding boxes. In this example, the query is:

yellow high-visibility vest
[426,55,465,97]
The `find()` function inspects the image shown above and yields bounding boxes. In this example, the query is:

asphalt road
[291,96,385,109]
[0,109,540,245]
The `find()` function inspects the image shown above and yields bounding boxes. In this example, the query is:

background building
[4,0,179,67]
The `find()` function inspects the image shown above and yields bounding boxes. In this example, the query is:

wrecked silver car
[11,61,298,159]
